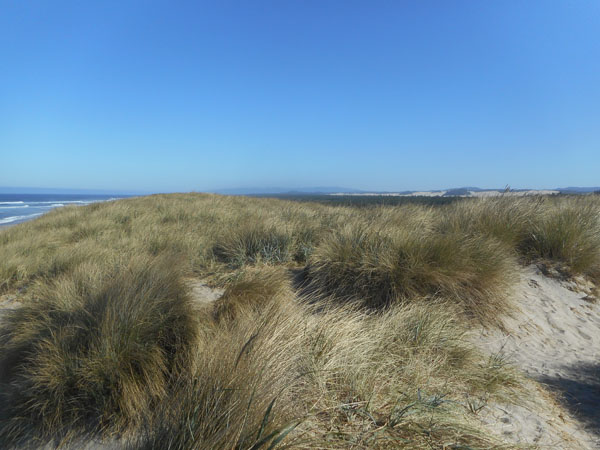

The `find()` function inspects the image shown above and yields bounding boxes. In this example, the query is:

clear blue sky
[1,1,599,193]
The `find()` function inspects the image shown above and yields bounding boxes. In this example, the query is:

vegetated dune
[0,193,599,449]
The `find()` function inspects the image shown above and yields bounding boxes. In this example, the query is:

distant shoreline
[0,194,132,227]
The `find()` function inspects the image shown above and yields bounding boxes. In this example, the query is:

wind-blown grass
[0,255,199,447]
[305,224,516,324]
[213,267,293,321]
[0,193,598,448]
[1,194,598,293]
[520,201,600,278]
[133,282,304,449]
[213,221,293,267]
[131,273,519,449]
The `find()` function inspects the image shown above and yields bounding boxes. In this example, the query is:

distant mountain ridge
[213,186,364,195]
[555,187,600,193]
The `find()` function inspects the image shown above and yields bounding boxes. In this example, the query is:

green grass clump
[441,196,600,282]
[440,196,539,247]
[306,224,516,324]
[213,221,293,267]
[520,202,600,279]
[0,255,199,446]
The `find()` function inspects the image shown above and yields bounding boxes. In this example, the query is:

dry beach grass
[0,193,599,448]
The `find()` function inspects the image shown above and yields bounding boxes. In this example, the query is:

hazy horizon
[1,184,599,197]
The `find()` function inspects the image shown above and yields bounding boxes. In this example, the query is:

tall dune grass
[1,194,598,293]
[520,201,600,278]
[213,267,293,321]
[0,193,598,448]
[305,224,516,324]
[0,255,199,446]
[131,272,519,449]
[213,221,293,267]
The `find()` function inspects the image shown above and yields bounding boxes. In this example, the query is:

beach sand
[477,265,600,448]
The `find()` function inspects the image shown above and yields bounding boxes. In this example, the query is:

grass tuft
[306,224,516,325]
[132,278,305,449]
[0,255,199,446]
[213,221,292,267]
[213,267,293,322]
[520,202,600,279]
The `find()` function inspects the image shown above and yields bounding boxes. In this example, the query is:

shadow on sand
[538,362,600,436]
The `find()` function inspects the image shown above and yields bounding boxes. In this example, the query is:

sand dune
[182,266,600,448]
[478,265,600,448]
[2,269,599,448]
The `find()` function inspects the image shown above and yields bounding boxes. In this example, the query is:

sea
[0,194,131,226]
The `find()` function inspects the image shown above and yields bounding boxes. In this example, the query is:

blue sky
[1,1,599,193]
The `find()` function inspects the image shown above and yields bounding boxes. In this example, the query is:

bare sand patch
[0,293,20,320]
[185,279,224,305]
[478,265,600,448]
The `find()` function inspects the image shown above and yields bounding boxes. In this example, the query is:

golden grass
[306,224,516,324]
[131,273,519,449]
[0,193,598,448]
[520,200,600,278]
[213,267,294,322]
[1,193,598,293]
[0,255,199,446]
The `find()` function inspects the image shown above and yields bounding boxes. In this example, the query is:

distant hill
[213,186,364,195]
[445,187,493,192]
[444,188,482,196]
[556,187,600,194]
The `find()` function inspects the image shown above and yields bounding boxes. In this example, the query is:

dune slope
[478,265,600,448]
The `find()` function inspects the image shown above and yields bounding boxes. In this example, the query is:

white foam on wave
[0,213,43,225]
[0,197,121,226]
[32,200,90,204]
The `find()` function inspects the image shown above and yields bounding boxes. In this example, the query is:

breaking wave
[0,213,44,225]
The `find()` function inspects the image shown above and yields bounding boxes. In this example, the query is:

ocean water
[0,194,130,226]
